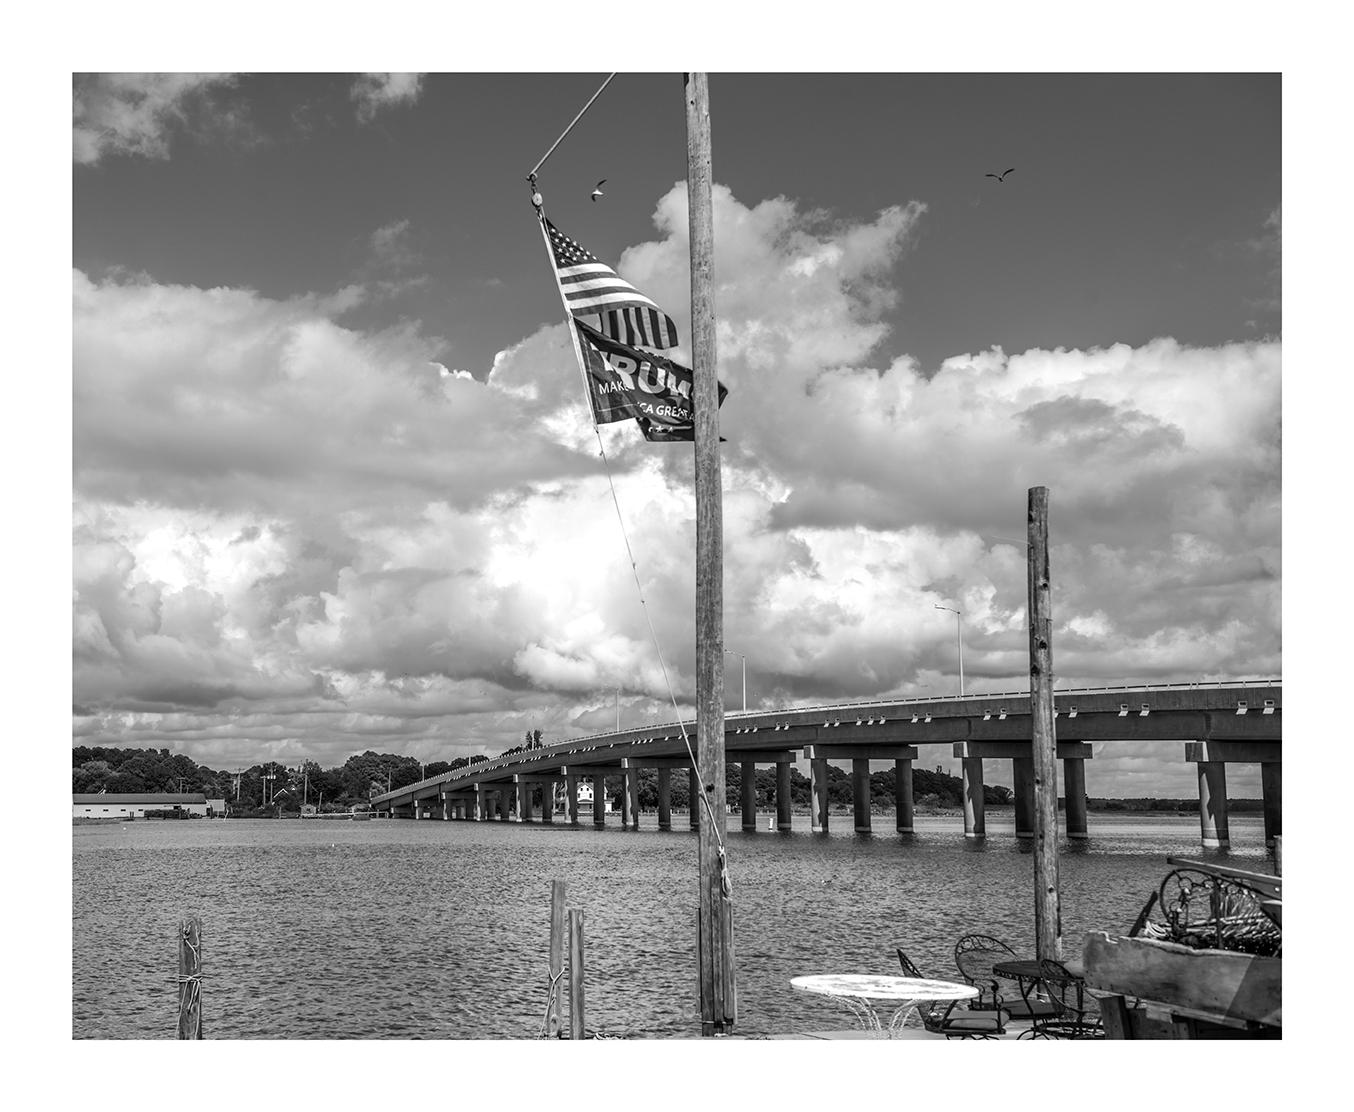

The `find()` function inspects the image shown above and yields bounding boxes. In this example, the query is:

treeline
[1088,797,1263,813]
[72,743,1007,815]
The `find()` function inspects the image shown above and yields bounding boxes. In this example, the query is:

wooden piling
[177,914,203,1039]
[546,881,565,1037]
[1027,485,1063,961]
[568,908,585,1040]
[686,70,735,1036]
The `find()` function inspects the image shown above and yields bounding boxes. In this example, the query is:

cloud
[350,73,424,123]
[73,74,243,165]
[73,184,1280,793]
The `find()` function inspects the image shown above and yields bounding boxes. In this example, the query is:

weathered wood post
[177,914,203,1039]
[568,908,585,1040]
[686,70,735,1036]
[1028,485,1063,961]
[545,880,565,1037]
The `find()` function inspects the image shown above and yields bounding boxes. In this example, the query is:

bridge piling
[810,757,829,832]
[592,776,606,829]
[1063,756,1088,838]
[962,756,986,838]
[1196,760,1230,849]
[1013,756,1034,838]
[689,768,699,830]
[1261,761,1281,848]
[852,759,871,833]
[894,758,913,833]
[741,760,757,832]
[657,768,672,830]
[776,762,793,831]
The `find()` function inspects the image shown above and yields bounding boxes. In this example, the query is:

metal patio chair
[1030,959,1103,1039]
[896,949,1007,1039]
[952,933,1016,1012]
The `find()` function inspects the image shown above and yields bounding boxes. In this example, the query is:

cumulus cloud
[350,73,424,123]
[74,74,242,164]
[73,183,1280,790]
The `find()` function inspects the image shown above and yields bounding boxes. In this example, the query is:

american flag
[545,217,679,349]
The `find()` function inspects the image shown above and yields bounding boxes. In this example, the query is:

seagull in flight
[986,167,1016,182]
[590,179,607,202]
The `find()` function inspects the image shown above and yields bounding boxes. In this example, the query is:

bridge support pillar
[894,759,914,833]
[1063,756,1088,839]
[566,773,579,826]
[1196,760,1230,849]
[852,759,871,833]
[620,767,633,829]
[625,763,641,830]
[962,757,986,839]
[776,762,793,831]
[810,757,830,832]
[475,785,488,822]
[500,788,514,822]
[689,768,700,830]
[741,760,757,832]
[1262,762,1281,847]
[518,780,532,823]
[657,768,672,830]
[539,783,554,824]
[1012,756,1034,839]
[593,776,607,828]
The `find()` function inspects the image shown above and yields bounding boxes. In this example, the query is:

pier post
[568,908,585,1040]
[1197,759,1230,849]
[177,914,203,1040]
[1013,756,1034,839]
[894,758,914,833]
[657,768,672,830]
[592,776,607,829]
[689,767,700,830]
[1261,761,1281,847]
[620,766,633,829]
[545,880,565,1037]
[852,758,871,833]
[1063,756,1088,839]
[810,757,829,832]
[566,772,579,826]
[741,760,757,832]
[962,757,986,838]
[776,761,793,831]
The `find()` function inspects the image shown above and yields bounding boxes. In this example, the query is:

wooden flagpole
[685,71,735,1036]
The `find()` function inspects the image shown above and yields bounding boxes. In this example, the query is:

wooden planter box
[1082,931,1281,1038]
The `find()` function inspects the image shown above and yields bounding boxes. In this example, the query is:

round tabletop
[791,974,978,1002]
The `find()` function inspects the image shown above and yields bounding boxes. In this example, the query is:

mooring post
[686,70,735,1036]
[177,914,203,1039]
[1028,485,1063,962]
[568,908,585,1040]
[546,880,565,1037]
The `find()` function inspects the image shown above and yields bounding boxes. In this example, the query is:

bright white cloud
[350,73,424,123]
[73,183,1281,793]
[73,74,240,164]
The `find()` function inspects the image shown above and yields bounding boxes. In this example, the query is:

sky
[69,68,1285,798]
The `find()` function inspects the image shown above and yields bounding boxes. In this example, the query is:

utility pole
[1028,486,1062,961]
[686,71,735,1036]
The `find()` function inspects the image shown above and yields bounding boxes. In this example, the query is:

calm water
[72,810,1273,1039]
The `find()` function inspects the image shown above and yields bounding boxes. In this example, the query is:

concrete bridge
[372,680,1280,849]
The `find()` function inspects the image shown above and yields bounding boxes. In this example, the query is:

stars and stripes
[545,217,679,349]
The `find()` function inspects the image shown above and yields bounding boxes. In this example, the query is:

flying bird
[985,168,1016,182]
[590,179,607,201]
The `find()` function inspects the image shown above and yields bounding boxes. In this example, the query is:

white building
[72,793,209,819]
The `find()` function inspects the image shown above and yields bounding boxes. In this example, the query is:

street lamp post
[722,649,747,712]
[934,604,964,696]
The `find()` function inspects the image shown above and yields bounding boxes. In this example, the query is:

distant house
[205,798,227,817]
[72,793,209,819]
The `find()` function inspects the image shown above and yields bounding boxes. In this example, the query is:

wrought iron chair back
[953,933,1016,1010]
[1033,959,1103,1039]
[1157,868,1281,957]
[895,948,1006,1039]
